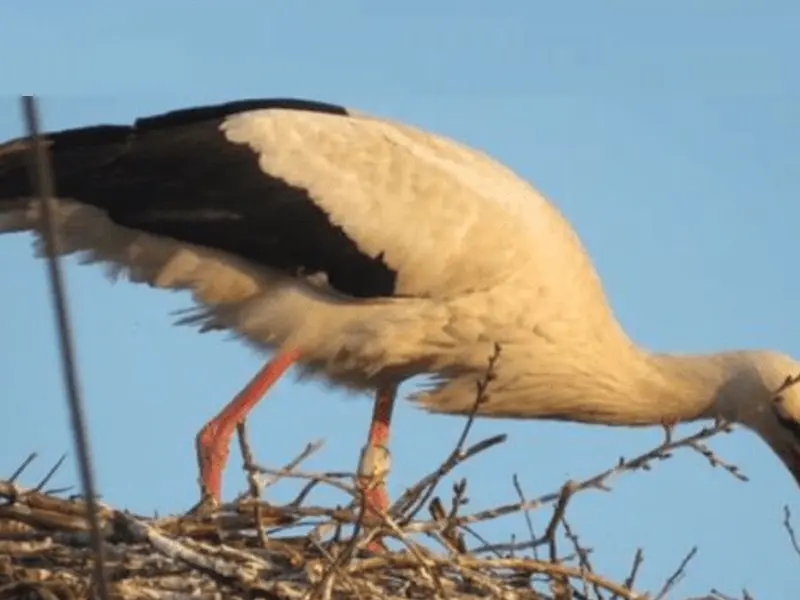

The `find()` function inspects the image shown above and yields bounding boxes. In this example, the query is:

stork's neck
[630,350,752,425]
[517,347,759,427]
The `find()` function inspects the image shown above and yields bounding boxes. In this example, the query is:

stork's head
[730,351,800,486]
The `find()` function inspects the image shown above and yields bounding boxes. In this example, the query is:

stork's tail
[0,137,47,236]
[0,137,38,229]
[0,125,129,236]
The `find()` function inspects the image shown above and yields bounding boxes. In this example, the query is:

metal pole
[19,96,111,600]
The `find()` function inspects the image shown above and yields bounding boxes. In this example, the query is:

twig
[253,466,355,497]
[236,421,267,547]
[8,453,38,484]
[654,546,698,600]
[351,555,639,599]
[783,505,800,559]
[408,420,743,536]
[542,482,575,597]
[257,440,325,490]
[620,549,644,599]
[544,482,575,560]
[392,344,504,522]
[33,454,68,493]
[561,517,600,600]
[512,473,540,560]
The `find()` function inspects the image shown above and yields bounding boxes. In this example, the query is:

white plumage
[0,98,798,517]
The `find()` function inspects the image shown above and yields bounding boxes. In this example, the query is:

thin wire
[19,96,111,600]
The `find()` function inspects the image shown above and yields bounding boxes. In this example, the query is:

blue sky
[1,1,798,597]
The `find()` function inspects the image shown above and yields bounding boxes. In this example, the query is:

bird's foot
[185,491,220,517]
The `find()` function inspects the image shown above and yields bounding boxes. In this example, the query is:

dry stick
[429,495,466,554]
[708,591,750,600]
[8,454,38,484]
[254,467,356,498]
[512,473,540,561]
[252,444,391,600]
[235,422,267,547]
[308,479,383,600]
[358,497,451,597]
[403,433,507,515]
[119,512,264,594]
[561,517,600,600]
[312,498,449,600]
[432,493,499,559]
[686,440,747,480]
[544,482,574,561]
[246,441,346,502]
[393,344,504,522]
[654,546,698,600]
[474,481,579,559]
[422,419,743,538]
[543,483,575,597]
[304,544,346,600]
[458,523,498,558]
[351,555,640,600]
[783,505,800,559]
[704,593,735,600]
[257,440,326,490]
[445,482,470,553]
[306,512,364,600]
[618,549,644,600]
[289,481,323,508]
[33,454,68,493]
[423,479,471,554]
[238,441,349,546]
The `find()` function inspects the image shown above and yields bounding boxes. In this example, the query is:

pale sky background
[0,2,798,598]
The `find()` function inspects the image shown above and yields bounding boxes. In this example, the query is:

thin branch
[235,421,267,547]
[561,517,600,600]
[783,505,800,560]
[621,549,644,598]
[409,420,744,536]
[512,473,540,560]
[33,454,68,492]
[8,453,38,484]
[654,546,698,600]
[392,344,504,522]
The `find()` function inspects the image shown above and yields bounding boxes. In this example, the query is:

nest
[0,405,765,600]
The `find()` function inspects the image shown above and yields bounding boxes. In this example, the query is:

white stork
[0,98,799,517]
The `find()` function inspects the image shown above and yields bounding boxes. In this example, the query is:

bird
[0,97,799,519]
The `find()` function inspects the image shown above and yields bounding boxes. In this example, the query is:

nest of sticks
[1,357,796,600]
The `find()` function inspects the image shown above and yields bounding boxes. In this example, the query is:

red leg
[359,384,398,549]
[195,349,301,504]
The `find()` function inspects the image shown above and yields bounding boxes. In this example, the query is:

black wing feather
[0,98,397,298]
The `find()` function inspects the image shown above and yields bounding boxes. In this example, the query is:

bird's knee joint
[357,444,392,488]
[196,421,232,460]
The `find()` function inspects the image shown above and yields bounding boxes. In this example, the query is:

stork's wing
[0,98,593,302]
